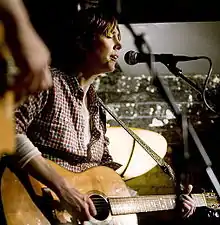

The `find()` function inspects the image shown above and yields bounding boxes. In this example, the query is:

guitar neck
[109,194,207,215]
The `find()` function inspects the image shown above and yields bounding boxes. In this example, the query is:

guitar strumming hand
[56,178,97,223]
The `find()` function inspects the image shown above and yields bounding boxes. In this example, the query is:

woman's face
[85,26,122,74]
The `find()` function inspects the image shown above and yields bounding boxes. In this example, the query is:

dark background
[118,1,220,23]
[24,0,220,23]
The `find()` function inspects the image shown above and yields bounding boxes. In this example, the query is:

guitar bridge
[41,187,76,225]
[40,187,59,223]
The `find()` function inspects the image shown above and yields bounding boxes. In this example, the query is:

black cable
[120,139,136,179]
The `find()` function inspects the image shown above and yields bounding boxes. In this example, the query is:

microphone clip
[163,61,182,77]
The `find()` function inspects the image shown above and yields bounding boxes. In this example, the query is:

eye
[106,34,113,39]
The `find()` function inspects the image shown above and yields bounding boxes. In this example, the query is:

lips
[110,55,119,61]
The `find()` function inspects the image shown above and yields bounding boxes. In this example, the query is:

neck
[109,193,207,215]
[76,70,101,94]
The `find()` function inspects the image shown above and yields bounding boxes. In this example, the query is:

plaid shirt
[15,68,121,172]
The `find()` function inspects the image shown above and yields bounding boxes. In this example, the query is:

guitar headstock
[204,191,220,210]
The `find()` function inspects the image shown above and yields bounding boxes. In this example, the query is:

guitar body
[1,160,138,225]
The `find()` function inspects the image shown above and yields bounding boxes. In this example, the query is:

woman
[13,7,195,224]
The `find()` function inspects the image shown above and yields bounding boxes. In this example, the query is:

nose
[114,39,122,51]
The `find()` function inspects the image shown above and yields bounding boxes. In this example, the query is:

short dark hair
[71,7,120,71]
[27,3,119,75]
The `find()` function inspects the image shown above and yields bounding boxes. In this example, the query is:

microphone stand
[123,23,188,220]
[164,61,220,198]
[123,22,220,222]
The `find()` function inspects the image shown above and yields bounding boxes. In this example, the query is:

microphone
[124,50,200,65]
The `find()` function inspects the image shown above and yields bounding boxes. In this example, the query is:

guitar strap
[99,98,176,183]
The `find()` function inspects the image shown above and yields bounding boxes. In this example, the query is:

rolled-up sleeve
[16,134,41,168]
[14,90,49,167]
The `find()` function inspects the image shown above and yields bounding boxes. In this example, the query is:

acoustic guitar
[1,159,219,225]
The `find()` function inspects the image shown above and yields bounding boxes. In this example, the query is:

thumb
[184,184,193,195]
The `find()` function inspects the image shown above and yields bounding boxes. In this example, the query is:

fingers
[185,184,193,195]
[182,201,196,218]
[82,196,93,221]
[81,195,96,221]
[58,185,96,224]
[181,184,193,194]
[180,194,196,218]
[182,207,194,218]
[182,198,195,207]
[87,197,97,216]
[73,195,96,224]
[182,194,194,204]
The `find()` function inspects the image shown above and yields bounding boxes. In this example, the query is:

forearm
[23,155,69,198]
[15,134,67,198]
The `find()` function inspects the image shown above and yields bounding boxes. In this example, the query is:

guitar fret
[141,198,146,212]
[159,198,167,210]
[154,199,160,210]
[136,199,141,212]
[194,195,200,207]
[150,199,156,211]
[143,198,150,212]
[192,194,207,207]
[168,198,176,209]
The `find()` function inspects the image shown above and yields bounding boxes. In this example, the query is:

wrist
[50,176,70,199]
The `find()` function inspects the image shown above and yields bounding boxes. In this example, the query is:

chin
[108,67,115,72]
[108,64,116,72]
[101,62,116,73]
[100,67,115,74]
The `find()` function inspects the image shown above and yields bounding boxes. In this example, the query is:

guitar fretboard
[109,194,207,215]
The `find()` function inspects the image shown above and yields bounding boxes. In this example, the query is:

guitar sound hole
[90,194,109,221]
